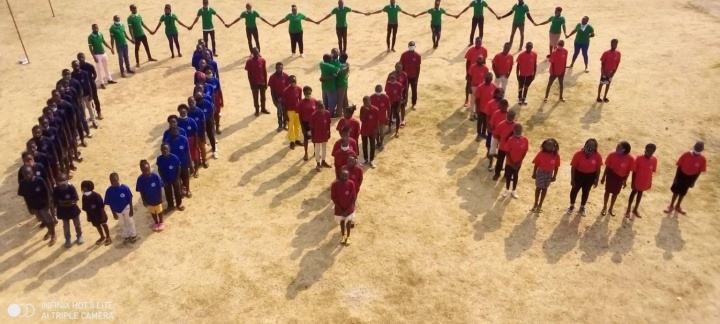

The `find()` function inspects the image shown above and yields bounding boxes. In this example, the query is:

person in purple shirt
[157,143,184,211]
[165,115,194,198]
[136,160,165,232]
[186,98,208,171]
[104,172,137,243]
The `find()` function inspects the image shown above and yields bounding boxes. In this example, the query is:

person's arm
[566,27,577,39]
[124,31,135,44]
[499,9,514,19]
[526,13,537,25]
[177,18,190,29]
[141,21,153,33]
[259,17,271,26]
[368,9,383,15]
[109,35,117,52]
[600,166,608,185]
[414,11,428,18]
[190,16,200,29]
[215,13,227,25]
[570,167,576,187]
[458,5,471,17]
[536,18,550,26]
[613,54,621,75]
[400,10,414,17]
[561,23,567,37]
[226,17,242,27]
[318,13,333,24]
[152,21,162,35]
[139,191,148,207]
[487,6,499,18]
[273,17,288,27]
[533,57,537,77]
[128,196,134,217]
[351,9,365,15]
[531,164,538,179]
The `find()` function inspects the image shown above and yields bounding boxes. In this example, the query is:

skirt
[535,169,554,189]
[604,169,624,195]
[213,90,225,113]
[549,32,561,47]
[188,136,200,162]
[670,169,697,196]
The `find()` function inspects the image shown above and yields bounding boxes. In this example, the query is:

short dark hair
[81,180,95,191]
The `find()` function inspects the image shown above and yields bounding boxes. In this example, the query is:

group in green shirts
[317,0,368,53]
[126,4,158,67]
[413,1,461,49]
[225,3,272,55]
[189,0,227,57]
[534,6,567,58]
[108,15,136,77]
[498,0,537,51]
[458,0,499,46]
[150,4,190,58]
[565,16,595,71]
[365,0,416,52]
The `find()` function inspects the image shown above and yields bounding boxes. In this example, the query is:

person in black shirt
[39,117,73,173]
[17,152,51,217]
[31,125,59,181]
[77,53,103,117]
[71,60,98,128]
[57,79,92,140]
[81,180,111,246]
[42,106,82,164]
[53,173,84,248]
[18,166,56,246]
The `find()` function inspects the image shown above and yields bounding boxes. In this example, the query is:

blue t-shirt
[156,153,181,183]
[136,173,164,206]
[206,76,221,92]
[162,128,187,143]
[188,108,206,133]
[165,134,191,167]
[197,98,215,119]
[177,116,199,137]
[191,51,203,69]
[203,83,216,99]
[104,184,133,213]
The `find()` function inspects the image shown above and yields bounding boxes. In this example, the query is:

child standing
[53,173,84,248]
[104,172,137,243]
[333,127,358,178]
[502,124,529,199]
[385,74,404,138]
[298,86,317,161]
[626,143,657,219]
[310,101,332,171]
[664,141,707,215]
[18,166,56,246]
[80,180,111,245]
[331,169,357,246]
[370,85,390,150]
[568,139,603,216]
[136,160,165,232]
[336,105,360,144]
[600,141,634,216]
[157,143,184,211]
[359,96,380,167]
[531,138,560,214]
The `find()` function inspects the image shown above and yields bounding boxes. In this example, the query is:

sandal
[624,211,631,219]
[95,238,105,245]
[632,210,641,219]
[609,210,616,217]
[601,209,607,216]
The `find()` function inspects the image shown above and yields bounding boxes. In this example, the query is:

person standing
[386,62,409,127]
[310,101,332,171]
[127,4,157,67]
[157,143,184,211]
[359,96,380,168]
[366,0,414,52]
[176,104,201,178]
[600,141,634,216]
[370,85,390,150]
[566,16,595,72]
[491,42,513,91]
[331,169,357,246]
[298,86,318,161]
[190,0,226,56]
[568,138,603,216]
[18,166,56,246]
[385,73,404,138]
[104,172,137,243]
[271,5,319,57]
[245,48,271,117]
[413,0,459,49]
[80,180,111,246]
[136,160,165,232]
[458,0,498,46]
[282,76,303,149]
[544,40,568,102]
[186,98,208,171]
[467,55,489,121]
[531,138,560,214]
[53,173,84,248]
[664,141,707,215]
[343,156,364,196]
[534,7,566,58]
[151,4,190,58]
[474,73,496,140]
[195,91,218,159]
[400,41,422,109]
[597,39,621,103]
[109,15,135,77]
[626,143,657,219]
[77,53,103,118]
[498,0,536,51]
[87,24,116,87]
[502,124,528,199]
[268,62,289,127]
[225,3,272,55]
[336,53,351,113]
[464,37,488,108]
[492,109,517,180]
[515,42,537,105]
[318,0,366,53]
[319,54,342,118]
[70,60,98,128]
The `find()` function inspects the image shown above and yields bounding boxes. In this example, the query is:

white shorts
[489,137,499,155]
[334,212,355,222]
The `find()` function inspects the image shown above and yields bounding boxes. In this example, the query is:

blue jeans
[117,44,131,73]
[323,90,338,117]
[572,42,589,66]
[62,216,82,241]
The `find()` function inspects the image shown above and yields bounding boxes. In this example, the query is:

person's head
[483,72,494,85]
[194,91,204,102]
[610,39,619,51]
[518,0,524,4]
[542,138,560,154]
[557,40,565,48]
[187,96,197,108]
[581,16,589,25]
[246,3,252,11]
[339,169,349,181]
[177,104,189,117]
[644,143,656,158]
[362,96,371,106]
[160,143,171,156]
[288,75,297,86]
[390,0,396,5]
[291,5,297,14]
[408,41,416,52]
[164,4,172,15]
[26,140,37,154]
[203,49,212,60]
[251,47,260,57]
[476,55,485,65]
[61,69,71,81]
[344,105,356,118]
[338,0,344,7]
[167,115,179,134]
[275,62,284,73]
[129,4,137,14]
[583,138,598,156]
[81,180,95,194]
[71,60,80,71]
[616,141,631,155]
[21,151,35,166]
[494,88,505,100]
[303,86,312,98]
[498,99,510,113]
[196,44,204,53]
[32,125,42,139]
[139,159,151,176]
[525,42,533,52]
[42,106,53,117]
[194,84,204,94]
[316,101,326,111]
[554,7,562,16]
[331,48,340,59]
[502,42,511,54]
[513,124,523,137]
[394,62,403,73]
[20,165,34,181]
[506,109,517,122]
[339,52,348,63]
[91,24,99,34]
[693,141,705,154]
[197,38,205,47]
[388,73,397,83]
[322,54,332,63]
[203,0,209,9]
[203,67,215,80]
[109,172,120,187]
[339,126,350,141]
[38,117,50,129]
[347,155,357,168]
[434,0,440,9]
[57,172,69,188]
[51,89,62,102]
[77,53,86,63]
[113,15,121,24]
[374,84,383,94]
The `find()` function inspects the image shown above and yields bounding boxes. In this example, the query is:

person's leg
[603,81,612,100]
[298,32,304,55]
[609,193,619,215]
[569,185,581,206]
[91,84,101,116]
[336,28,343,52]
[167,34,175,56]
[518,24,525,50]
[386,24,392,50]
[327,91,338,118]
[504,168,512,190]
[390,24,398,50]
[597,83,604,101]
[205,119,217,152]
[633,191,644,212]
[122,45,132,73]
[251,85,260,113]
[369,135,376,162]
[512,168,519,190]
[410,78,418,106]
[570,42,581,67]
[253,27,260,52]
[290,112,301,142]
[203,30,210,51]
[469,17,478,44]
[362,135,369,162]
[177,171,187,203]
[72,215,83,241]
[602,191,610,213]
[545,75,555,99]
[509,24,518,48]
[164,183,175,208]
[479,112,487,136]
[173,34,181,56]
[117,46,126,75]
[580,182,592,207]
[336,87,347,113]
[517,77,524,102]
[478,16,485,40]
[142,35,152,60]
[273,99,282,128]
[558,76,565,100]
[493,150,506,178]
[626,189,637,215]
[289,33,297,54]
[101,223,111,243]
[134,35,142,66]
[581,44,589,70]
[62,219,71,243]
[259,85,267,112]
[246,27,254,53]
[522,77,533,102]
[209,30,217,55]
[538,188,548,209]
[341,28,348,53]
[393,103,401,136]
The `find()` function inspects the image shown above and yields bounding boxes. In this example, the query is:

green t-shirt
[331,60,349,88]
[109,24,128,47]
[160,14,179,35]
[127,14,145,37]
[88,33,106,54]
[548,15,565,34]
[241,10,260,28]
[428,8,446,26]
[285,13,306,33]
[574,23,594,44]
[331,6,352,28]
[512,3,529,25]
[320,62,341,91]
[470,0,488,17]
[197,7,217,30]
[383,5,402,24]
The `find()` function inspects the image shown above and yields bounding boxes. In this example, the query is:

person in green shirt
[498,0,537,51]
[271,5,319,58]
[413,0,459,49]
[189,0,226,56]
[109,15,135,77]
[225,3,272,56]
[87,23,116,86]
[566,16,595,72]
[127,5,157,67]
[366,0,414,52]
[458,0,499,46]
[318,1,367,53]
[150,4,190,58]
[534,6,566,58]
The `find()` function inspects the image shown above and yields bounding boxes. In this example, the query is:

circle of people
[17,0,708,249]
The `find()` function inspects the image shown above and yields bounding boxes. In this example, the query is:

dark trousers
[336,27,348,53]
[469,16,485,43]
[290,32,303,54]
[166,34,180,54]
[251,84,267,112]
[134,35,152,65]
[504,165,520,190]
[62,216,82,241]
[180,167,190,193]
[408,77,418,106]
[246,27,260,52]
[570,171,596,206]
[203,30,217,54]
[386,24,398,49]
[272,97,285,128]
[476,112,487,136]
[494,150,507,177]
[362,135,376,162]
[90,83,101,114]
[431,25,441,47]
[164,180,183,208]
[389,102,401,128]
[117,44,131,73]
[204,118,216,151]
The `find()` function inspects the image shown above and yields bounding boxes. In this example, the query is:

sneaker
[370,161,376,169]
[158,223,165,231]
[502,189,511,197]
[475,135,482,142]
[300,54,305,58]
[152,223,160,232]
[579,206,587,216]
[487,166,494,172]
[64,239,72,248]
[294,140,303,146]
[129,236,138,243]
[567,205,575,213]
[511,191,519,199]
[77,236,85,245]
[663,205,674,214]
[212,151,219,159]
[360,159,367,165]
[291,53,295,58]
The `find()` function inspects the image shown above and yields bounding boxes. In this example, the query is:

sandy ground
[0,0,719,322]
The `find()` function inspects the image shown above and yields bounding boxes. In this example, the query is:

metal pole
[47,0,55,17]
[5,0,30,64]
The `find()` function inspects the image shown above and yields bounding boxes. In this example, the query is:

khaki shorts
[146,204,163,215]
[489,137,499,155]
[334,212,355,223]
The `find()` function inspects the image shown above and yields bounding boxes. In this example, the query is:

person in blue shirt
[104,172,137,243]
[195,91,218,159]
[157,143,184,211]
[136,160,165,232]
[165,115,194,198]
[191,42,205,69]
[202,66,224,134]
[201,49,219,77]
[186,98,208,170]
[177,104,201,177]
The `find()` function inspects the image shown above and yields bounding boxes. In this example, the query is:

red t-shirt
[336,117,361,142]
[676,152,707,176]
[465,46,488,71]
[532,151,561,172]
[386,71,408,90]
[267,72,289,97]
[605,152,635,178]
[310,110,331,143]
[475,83,497,113]
[343,164,364,193]
[298,98,317,122]
[488,108,506,133]
[600,50,621,75]
[549,47,568,76]
[516,51,537,77]
[332,138,359,157]
[571,150,604,173]
[385,82,404,104]
[492,52,514,76]
[494,120,516,151]
[370,93,390,123]
[468,64,490,86]
[632,155,657,191]
[281,85,302,112]
[359,105,380,136]
[400,51,422,78]
[506,135,529,165]
[332,145,357,169]
[244,57,267,86]
[331,179,356,215]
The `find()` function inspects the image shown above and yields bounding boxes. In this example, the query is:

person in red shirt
[268,62,289,129]
[385,74,404,138]
[282,76,303,149]
[597,39,621,103]
[486,96,508,171]
[492,109,516,180]
[626,143,657,219]
[491,42,514,91]
[502,124,529,199]
[336,105,360,143]
[515,42,537,105]
[467,56,490,119]
[544,40,568,102]
[359,96,380,168]
[343,155,364,195]
[474,73,496,141]
[310,101,332,171]
[298,86,317,161]
[371,84,390,150]
[600,141,634,216]
[400,41,422,109]
[331,169,356,246]
[244,48,270,117]
[665,141,707,215]
[464,37,489,107]
[531,138,560,213]
[386,62,409,128]
[332,127,358,178]
[568,138,603,216]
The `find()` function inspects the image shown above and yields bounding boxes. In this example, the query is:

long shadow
[578,214,611,263]
[255,159,304,197]
[525,100,561,131]
[473,196,510,241]
[610,217,636,264]
[542,212,582,264]
[218,113,255,138]
[221,57,249,72]
[146,121,167,144]
[237,147,291,186]
[449,47,470,64]
[445,140,480,176]
[286,232,343,300]
[436,106,474,151]
[138,57,173,71]
[504,212,538,261]
[456,159,503,225]
[563,68,586,87]
[270,168,318,208]
[358,51,390,70]
[162,62,193,78]
[229,130,280,162]
[289,203,334,261]
[655,214,685,260]
[580,102,603,129]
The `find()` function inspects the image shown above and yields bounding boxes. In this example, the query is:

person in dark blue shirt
[191,42,205,70]
[186,98,208,170]
[136,159,165,232]
[71,60,98,128]
[30,125,59,181]
[165,116,194,198]
[157,143,184,211]
[104,172,137,242]
[17,152,51,217]
[194,91,217,159]
[77,52,103,117]
[18,166,57,246]
[39,117,74,173]
[53,172,84,248]
[81,180,111,246]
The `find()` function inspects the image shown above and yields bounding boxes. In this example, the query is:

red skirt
[188,136,200,162]
[214,90,224,113]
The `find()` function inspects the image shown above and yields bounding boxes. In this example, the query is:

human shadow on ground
[286,232,343,300]
[610,217,636,263]
[655,214,685,260]
[473,193,511,241]
[229,130,280,162]
[525,100,562,131]
[580,102,603,129]
[358,51,390,70]
[578,214,611,263]
[542,211,582,264]
[456,160,505,227]
[445,139,481,176]
[436,106,474,152]
[269,168,318,208]
[289,202,334,261]
[504,212,538,261]
[218,113,255,139]
[145,121,168,144]
[162,61,192,78]
[237,147,291,186]
[255,158,304,197]
[562,68,588,87]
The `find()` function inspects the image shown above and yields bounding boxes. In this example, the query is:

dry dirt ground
[1,0,719,322]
